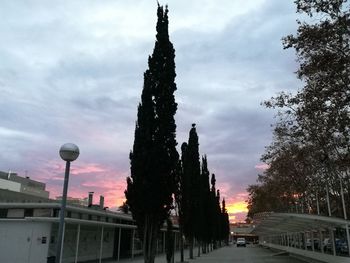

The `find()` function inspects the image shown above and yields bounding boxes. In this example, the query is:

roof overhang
[252,212,350,235]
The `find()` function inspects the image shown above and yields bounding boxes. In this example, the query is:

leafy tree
[249,0,350,219]
[125,5,179,263]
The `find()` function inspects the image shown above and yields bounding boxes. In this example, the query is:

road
[116,245,309,263]
[184,245,307,263]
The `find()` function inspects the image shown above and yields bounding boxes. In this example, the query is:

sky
[0,0,302,222]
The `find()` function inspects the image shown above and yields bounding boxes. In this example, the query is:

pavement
[114,245,308,263]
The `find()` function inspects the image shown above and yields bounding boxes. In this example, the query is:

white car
[236,237,246,247]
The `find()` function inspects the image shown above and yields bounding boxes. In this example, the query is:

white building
[0,174,180,263]
[0,202,140,263]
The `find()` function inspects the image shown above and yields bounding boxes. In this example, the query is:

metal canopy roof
[252,212,350,235]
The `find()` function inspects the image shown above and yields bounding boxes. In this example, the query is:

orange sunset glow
[226,201,248,223]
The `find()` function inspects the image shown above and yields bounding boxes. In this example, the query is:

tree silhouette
[125,5,179,263]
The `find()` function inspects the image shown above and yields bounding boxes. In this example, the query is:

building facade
[0,172,180,263]
[0,171,49,199]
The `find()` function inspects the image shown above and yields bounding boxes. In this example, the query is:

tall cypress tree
[174,156,185,262]
[181,124,201,259]
[215,189,222,246]
[200,155,211,252]
[221,198,230,245]
[209,173,220,248]
[125,5,178,263]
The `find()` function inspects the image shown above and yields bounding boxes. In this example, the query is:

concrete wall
[0,221,51,263]
[0,189,49,202]
[21,185,50,198]
[0,178,21,192]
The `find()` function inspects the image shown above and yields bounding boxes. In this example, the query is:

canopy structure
[252,212,349,235]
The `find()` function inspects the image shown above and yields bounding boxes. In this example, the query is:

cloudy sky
[0,0,301,222]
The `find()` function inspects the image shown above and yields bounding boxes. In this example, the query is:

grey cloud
[0,0,301,211]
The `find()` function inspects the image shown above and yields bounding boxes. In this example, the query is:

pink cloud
[254,163,269,170]
[70,163,107,175]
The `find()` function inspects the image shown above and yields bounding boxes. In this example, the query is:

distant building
[0,171,49,200]
[55,196,88,206]
[230,223,258,243]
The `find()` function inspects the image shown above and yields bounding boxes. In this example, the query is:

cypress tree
[174,157,185,262]
[125,5,179,263]
[221,198,230,245]
[181,124,201,259]
[215,189,222,247]
[209,173,220,248]
[200,155,211,252]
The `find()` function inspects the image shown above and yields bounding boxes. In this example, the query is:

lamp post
[56,143,80,263]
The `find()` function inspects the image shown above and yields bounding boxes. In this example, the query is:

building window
[53,209,59,217]
[24,209,33,217]
[0,209,8,218]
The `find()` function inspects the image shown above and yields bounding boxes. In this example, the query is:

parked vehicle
[236,237,246,247]
[340,240,348,254]
[323,238,331,252]
[306,238,320,250]
[323,238,344,253]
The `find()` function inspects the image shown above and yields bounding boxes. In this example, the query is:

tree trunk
[197,241,200,257]
[202,243,207,254]
[143,215,158,263]
[179,227,184,262]
[189,237,194,259]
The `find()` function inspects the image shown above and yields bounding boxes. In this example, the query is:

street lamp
[56,143,80,263]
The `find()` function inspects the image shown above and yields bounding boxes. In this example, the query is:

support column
[339,177,350,256]
[345,224,350,256]
[293,233,296,248]
[319,229,324,253]
[326,185,331,217]
[99,226,104,263]
[117,228,121,261]
[131,229,135,259]
[74,224,81,263]
[316,192,320,215]
[330,228,336,256]
[311,231,315,252]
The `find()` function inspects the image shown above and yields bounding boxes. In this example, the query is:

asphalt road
[116,245,308,263]
[185,245,307,263]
